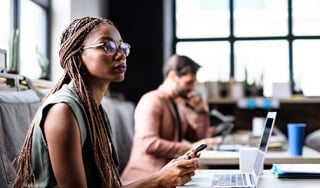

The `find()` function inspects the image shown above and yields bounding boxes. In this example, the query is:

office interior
[1,0,320,186]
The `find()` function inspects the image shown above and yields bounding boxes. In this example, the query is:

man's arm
[134,93,190,159]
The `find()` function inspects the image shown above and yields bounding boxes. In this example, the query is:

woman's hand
[180,144,207,160]
[191,137,222,152]
[155,158,199,187]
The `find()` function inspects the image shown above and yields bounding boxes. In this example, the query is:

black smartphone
[193,143,208,155]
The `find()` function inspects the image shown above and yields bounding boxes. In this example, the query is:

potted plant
[36,47,49,79]
[256,72,264,97]
[7,29,19,73]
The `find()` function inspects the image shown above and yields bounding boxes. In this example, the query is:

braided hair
[13,16,122,188]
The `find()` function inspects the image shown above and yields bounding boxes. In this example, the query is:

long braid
[66,54,121,187]
[12,72,70,188]
[13,16,121,188]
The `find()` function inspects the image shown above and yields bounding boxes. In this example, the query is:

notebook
[210,112,277,188]
[272,163,320,178]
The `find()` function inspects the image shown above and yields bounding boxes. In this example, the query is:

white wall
[70,0,108,20]
[50,0,71,82]
[50,0,108,82]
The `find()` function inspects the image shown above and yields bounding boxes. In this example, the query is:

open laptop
[210,109,248,152]
[210,111,277,188]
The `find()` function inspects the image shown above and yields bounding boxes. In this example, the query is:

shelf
[208,97,320,104]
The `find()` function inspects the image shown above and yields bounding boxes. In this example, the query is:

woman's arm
[44,103,87,188]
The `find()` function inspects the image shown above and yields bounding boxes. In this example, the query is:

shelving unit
[208,97,320,136]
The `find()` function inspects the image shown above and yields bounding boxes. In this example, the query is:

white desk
[178,169,320,188]
[200,146,320,167]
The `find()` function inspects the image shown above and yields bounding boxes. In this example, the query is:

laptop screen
[253,112,276,177]
[258,117,274,152]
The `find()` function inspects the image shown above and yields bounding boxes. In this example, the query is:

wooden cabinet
[208,97,320,136]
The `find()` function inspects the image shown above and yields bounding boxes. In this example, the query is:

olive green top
[31,81,119,187]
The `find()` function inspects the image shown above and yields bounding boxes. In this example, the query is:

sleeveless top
[31,81,119,187]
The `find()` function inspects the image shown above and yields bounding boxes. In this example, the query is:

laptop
[210,111,277,188]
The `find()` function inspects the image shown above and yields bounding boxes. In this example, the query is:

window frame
[6,0,50,78]
[172,0,320,96]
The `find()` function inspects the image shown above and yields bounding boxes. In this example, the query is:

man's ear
[168,70,178,81]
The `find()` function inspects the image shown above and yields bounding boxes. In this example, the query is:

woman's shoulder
[47,82,80,103]
[36,82,90,146]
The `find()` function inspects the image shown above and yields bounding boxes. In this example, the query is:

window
[174,0,320,97]
[0,0,50,79]
[293,40,320,96]
[20,0,49,79]
[0,0,11,51]
[176,41,230,82]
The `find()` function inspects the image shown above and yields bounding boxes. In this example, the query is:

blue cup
[287,123,306,156]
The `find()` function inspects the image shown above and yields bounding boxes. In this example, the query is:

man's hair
[13,16,121,188]
[163,54,201,78]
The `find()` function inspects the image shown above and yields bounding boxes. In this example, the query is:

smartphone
[193,143,208,155]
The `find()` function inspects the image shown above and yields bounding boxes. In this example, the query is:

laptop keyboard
[212,173,247,187]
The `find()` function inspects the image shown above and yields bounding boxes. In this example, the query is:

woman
[13,16,199,188]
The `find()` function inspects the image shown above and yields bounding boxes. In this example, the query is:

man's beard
[176,88,189,99]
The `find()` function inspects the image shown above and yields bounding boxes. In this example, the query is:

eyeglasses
[82,40,131,57]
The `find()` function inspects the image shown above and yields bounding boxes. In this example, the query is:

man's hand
[184,93,209,115]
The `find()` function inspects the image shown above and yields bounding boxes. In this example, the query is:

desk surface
[200,146,320,166]
[178,169,320,188]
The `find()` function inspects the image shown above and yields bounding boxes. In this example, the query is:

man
[121,54,219,181]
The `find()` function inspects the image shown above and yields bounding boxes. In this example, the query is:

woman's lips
[113,64,127,73]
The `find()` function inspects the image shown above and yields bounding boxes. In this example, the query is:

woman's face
[81,23,127,83]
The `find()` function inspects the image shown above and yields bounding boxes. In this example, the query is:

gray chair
[305,129,320,152]
[0,89,41,188]
[101,97,135,174]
